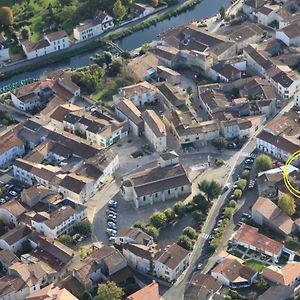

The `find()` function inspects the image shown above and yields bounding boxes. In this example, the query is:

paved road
[161,137,256,300]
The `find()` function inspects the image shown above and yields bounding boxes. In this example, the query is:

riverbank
[107,0,202,41]
[0,0,230,87]
[0,0,191,82]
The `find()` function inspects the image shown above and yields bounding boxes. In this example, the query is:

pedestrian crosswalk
[200,232,210,240]
[239,152,257,158]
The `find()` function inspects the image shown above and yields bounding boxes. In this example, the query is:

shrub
[192,210,204,223]
[233,189,242,199]
[177,235,194,251]
[150,211,167,228]
[237,179,247,191]
[224,207,235,219]
[182,226,198,240]
[144,226,159,241]
[241,170,250,180]
[164,208,176,223]
[215,159,225,166]
[228,200,237,208]
[173,201,186,216]
[73,220,92,237]
[133,221,146,230]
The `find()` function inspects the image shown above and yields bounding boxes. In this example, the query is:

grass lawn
[245,259,266,273]
[91,77,133,103]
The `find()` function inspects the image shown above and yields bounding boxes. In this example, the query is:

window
[155,193,158,197]
[181,186,184,191]
[168,190,170,195]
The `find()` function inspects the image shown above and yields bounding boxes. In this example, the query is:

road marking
[239,152,256,158]
[200,233,210,240]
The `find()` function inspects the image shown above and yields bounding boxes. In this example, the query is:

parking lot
[0,175,27,204]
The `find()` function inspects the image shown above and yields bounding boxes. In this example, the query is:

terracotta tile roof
[233,224,284,255]
[211,258,256,283]
[45,30,68,42]
[127,281,159,300]
[263,262,300,285]
[119,81,158,98]
[0,129,24,155]
[252,197,295,235]
[0,225,32,246]
[0,275,27,298]
[115,98,143,125]
[116,227,152,245]
[0,200,27,219]
[25,283,78,300]
[155,242,189,270]
[142,109,166,138]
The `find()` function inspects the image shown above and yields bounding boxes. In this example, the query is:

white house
[221,119,253,140]
[0,201,27,227]
[276,23,300,46]
[0,225,32,253]
[122,243,152,273]
[115,227,153,246]
[211,258,258,289]
[0,129,25,168]
[113,82,159,107]
[115,98,144,136]
[256,130,300,165]
[131,3,155,18]
[141,110,167,153]
[257,6,276,26]
[22,30,69,59]
[73,11,114,42]
[0,33,10,62]
[31,205,87,238]
[153,243,190,282]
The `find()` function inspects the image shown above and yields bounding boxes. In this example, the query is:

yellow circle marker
[283,150,300,198]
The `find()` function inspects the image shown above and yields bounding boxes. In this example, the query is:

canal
[0,0,230,87]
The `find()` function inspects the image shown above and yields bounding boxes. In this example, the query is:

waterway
[0,0,230,87]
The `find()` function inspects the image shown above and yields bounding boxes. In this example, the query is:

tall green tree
[150,211,167,228]
[95,281,124,300]
[278,193,296,216]
[198,180,222,202]
[219,6,226,19]
[212,137,228,150]
[0,6,13,26]
[113,0,127,20]
[254,154,272,172]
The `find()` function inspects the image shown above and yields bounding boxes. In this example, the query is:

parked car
[106,228,117,235]
[106,210,117,216]
[244,165,252,171]
[107,221,117,229]
[196,263,203,270]
[245,159,254,164]
[108,236,115,243]
[107,213,117,220]
[0,199,5,204]
[224,184,230,192]
[106,207,117,214]
[227,143,237,149]
[242,213,251,219]
[9,191,17,197]
[108,200,118,208]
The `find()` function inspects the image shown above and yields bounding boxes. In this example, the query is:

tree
[103,51,112,66]
[144,226,159,240]
[21,28,29,40]
[133,221,146,230]
[177,235,194,251]
[225,296,232,300]
[73,220,92,237]
[150,211,167,228]
[164,208,175,222]
[173,201,186,216]
[152,0,160,8]
[58,234,73,247]
[0,7,13,27]
[278,193,296,216]
[219,6,226,19]
[233,189,242,199]
[106,59,122,77]
[95,281,124,300]
[192,194,209,213]
[236,179,247,191]
[192,210,204,223]
[186,86,193,96]
[182,226,198,240]
[228,200,237,208]
[254,154,272,172]
[113,0,127,20]
[224,207,235,219]
[212,137,228,150]
[241,170,250,180]
[198,180,222,202]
